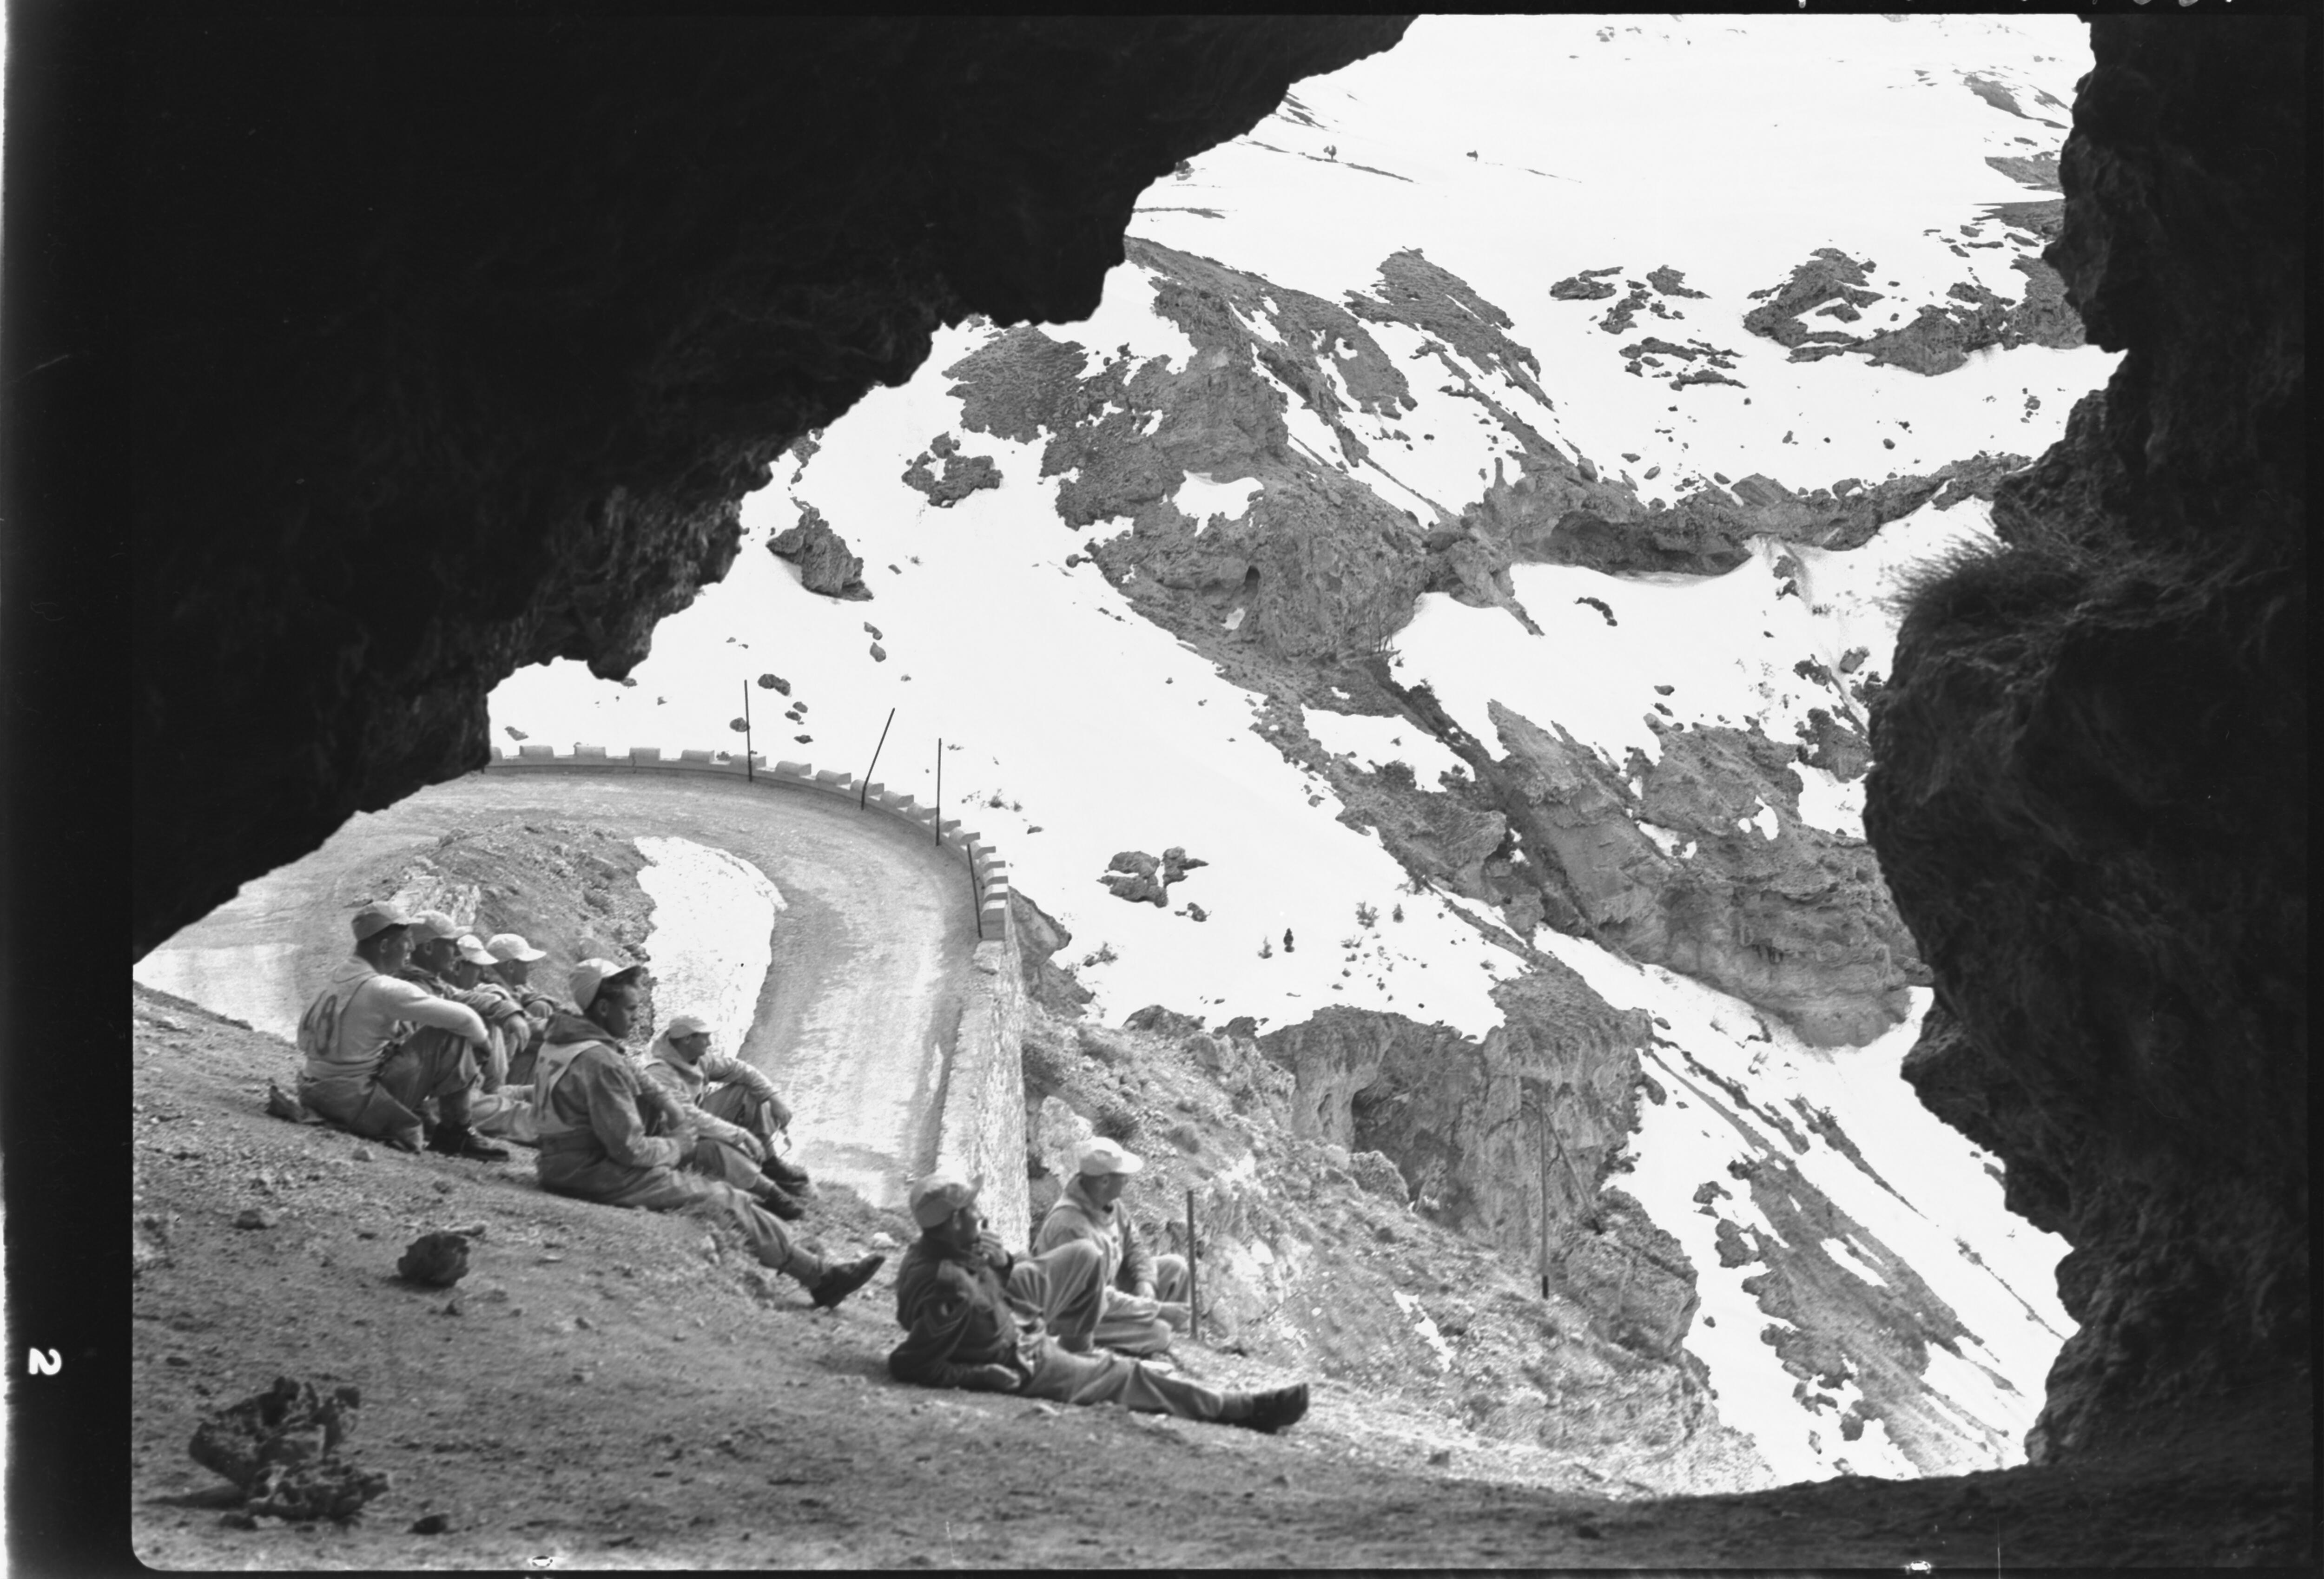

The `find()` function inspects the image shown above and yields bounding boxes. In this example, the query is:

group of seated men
[294,897,1311,1428]
[889,1149,1308,1432]
[293,900,883,1310]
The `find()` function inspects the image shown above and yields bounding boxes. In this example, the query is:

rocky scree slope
[114,14,1413,957]
[1866,14,2308,1474]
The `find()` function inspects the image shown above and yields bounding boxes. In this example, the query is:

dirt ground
[130,987,2310,1570]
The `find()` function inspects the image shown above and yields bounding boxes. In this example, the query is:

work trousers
[537,1151,824,1286]
[298,1036,477,1150]
[1096,1253,1192,1356]
[1018,1337,1236,1421]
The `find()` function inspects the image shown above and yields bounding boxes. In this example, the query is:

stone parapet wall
[489,744,1014,942]
[484,744,1026,1229]
[934,941,1032,1250]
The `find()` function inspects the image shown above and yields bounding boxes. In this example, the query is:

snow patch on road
[634,836,785,1054]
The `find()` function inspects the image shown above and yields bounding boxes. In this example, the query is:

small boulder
[234,1208,278,1230]
[395,1231,470,1288]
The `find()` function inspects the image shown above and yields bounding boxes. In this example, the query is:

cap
[486,932,548,963]
[1077,1137,1145,1177]
[570,957,644,1011]
[455,934,498,966]
[350,901,413,942]
[908,1168,982,1228]
[664,1014,713,1040]
[413,910,462,941]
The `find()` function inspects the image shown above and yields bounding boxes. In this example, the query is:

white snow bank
[633,836,784,1054]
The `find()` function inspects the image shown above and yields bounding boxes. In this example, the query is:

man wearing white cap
[294,901,506,1158]
[530,957,883,1309]
[1034,1137,1192,1357]
[448,934,538,1146]
[643,1014,816,1208]
[890,1168,1308,1432]
[483,933,556,1086]
[394,912,533,1151]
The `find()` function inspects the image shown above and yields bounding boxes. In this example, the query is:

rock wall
[1866,16,2306,1468]
[1250,968,1687,1353]
[122,15,1413,959]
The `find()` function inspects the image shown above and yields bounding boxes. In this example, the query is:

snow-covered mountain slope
[489,15,2105,1487]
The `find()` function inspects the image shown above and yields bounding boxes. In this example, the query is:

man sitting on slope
[888,1167,1307,1432]
[294,902,505,1158]
[643,1013,816,1210]
[531,958,882,1310]
[1033,1137,1192,1357]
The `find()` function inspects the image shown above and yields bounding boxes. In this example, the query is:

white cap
[1076,1137,1145,1177]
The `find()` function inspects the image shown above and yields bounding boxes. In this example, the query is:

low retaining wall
[485,743,1028,1237]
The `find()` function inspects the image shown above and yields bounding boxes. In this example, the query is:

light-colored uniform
[400,966,538,1142]
[890,1234,1234,1419]
[295,956,487,1148]
[530,1012,825,1284]
[1034,1174,1191,1356]
[640,1032,794,1191]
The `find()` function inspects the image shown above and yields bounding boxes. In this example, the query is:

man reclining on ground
[888,1167,1307,1432]
[643,1013,815,1211]
[294,901,506,1158]
[531,957,882,1310]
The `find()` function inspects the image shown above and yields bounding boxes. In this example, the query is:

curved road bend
[132,770,977,1211]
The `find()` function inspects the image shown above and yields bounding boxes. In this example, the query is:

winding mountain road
[132,769,977,1210]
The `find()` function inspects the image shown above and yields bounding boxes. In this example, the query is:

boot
[425,1123,511,1162]
[760,1153,815,1196]
[752,1181,807,1222]
[1229,1382,1309,1434]
[809,1254,885,1310]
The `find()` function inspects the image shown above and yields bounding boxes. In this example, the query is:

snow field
[1299,705,1469,790]
[1139,14,2115,500]
[1540,921,2071,1480]
[632,836,784,1056]
[493,322,1523,1040]
[1393,496,2001,826]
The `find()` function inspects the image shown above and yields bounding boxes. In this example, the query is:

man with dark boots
[395,911,528,1159]
[889,1169,1308,1431]
[533,958,882,1310]
[643,1013,814,1211]
[295,902,505,1158]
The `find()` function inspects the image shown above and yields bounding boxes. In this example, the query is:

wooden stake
[860,706,894,809]
[1186,1186,1201,1342]
[742,679,753,781]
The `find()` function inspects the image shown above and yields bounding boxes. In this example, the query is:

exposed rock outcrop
[1867,16,2306,1471]
[1257,970,1650,1292]
[1743,245,2082,374]
[1485,704,1921,1047]
[768,504,872,600]
[899,433,1004,507]
[119,14,1414,957]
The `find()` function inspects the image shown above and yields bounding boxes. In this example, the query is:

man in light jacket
[1033,1137,1191,1356]
[642,1013,816,1204]
[295,902,505,1158]
[889,1168,1306,1431]
[531,957,882,1310]
[484,932,556,1086]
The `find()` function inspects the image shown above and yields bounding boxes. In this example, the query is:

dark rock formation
[768,504,872,600]
[1549,266,1623,301]
[1868,16,2306,1473]
[1010,891,1093,1018]
[121,14,1413,957]
[1744,246,2082,373]
[1484,704,1921,1047]
[900,432,1004,507]
[1258,970,1649,1279]
[1535,453,2033,577]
